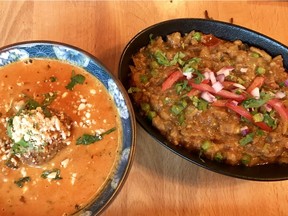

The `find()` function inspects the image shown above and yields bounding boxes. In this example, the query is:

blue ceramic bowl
[0,41,136,215]
[119,18,288,181]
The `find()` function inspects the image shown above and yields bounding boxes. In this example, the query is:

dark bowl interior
[118,18,288,181]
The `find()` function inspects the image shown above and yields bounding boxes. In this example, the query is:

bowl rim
[0,40,137,214]
[119,18,288,181]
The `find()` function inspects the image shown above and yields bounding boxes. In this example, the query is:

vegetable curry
[0,59,121,215]
[129,31,288,166]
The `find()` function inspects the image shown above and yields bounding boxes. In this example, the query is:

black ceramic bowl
[118,18,288,181]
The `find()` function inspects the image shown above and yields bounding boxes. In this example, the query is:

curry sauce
[129,31,288,166]
[0,59,121,215]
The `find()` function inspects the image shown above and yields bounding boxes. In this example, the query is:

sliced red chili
[211,100,227,107]
[226,101,272,131]
[226,101,253,121]
[202,34,222,47]
[216,90,246,102]
[267,99,288,121]
[188,81,215,93]
[161,69,184,91]
[246,76,265,94]
[187,89,200,97]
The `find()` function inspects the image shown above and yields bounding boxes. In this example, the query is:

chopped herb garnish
[175,80,191,95]
[170,100,187,115]
[41,169,62,180]
[154,50,170,66]
[49,76,57,82]
[14,176,31,188]
[263,113,277,129]
[76,127,116,145]
[241,154,252,165]
[42,92,57,107]
[193,70,205,84]
[170,52,186,66]
[201,140,211,151]
[183,57,201,73]
[66,71,86,90]
[128,87,141,93]
[239,132,254,146]
[191,96,208,111]
[192,32,202,41]
[214,152,224,162]
[241,92,272,109]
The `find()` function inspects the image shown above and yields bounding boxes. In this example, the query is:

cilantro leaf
[14,176,31,188]
[76,127,116,145]
[154,50,170,66]
[239,133,254,146]
[41,169,62,180]
[66,71,86,90]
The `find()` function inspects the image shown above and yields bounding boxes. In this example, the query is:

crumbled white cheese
[78,103,86,111]
[61,92,68,98]
[90,89,96,95]
[10,107,69,147]
[20,167,27,177]
[71,173,77,185]
[61,158,70,168]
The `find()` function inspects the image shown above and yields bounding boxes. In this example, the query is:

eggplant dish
[128,31,288,166]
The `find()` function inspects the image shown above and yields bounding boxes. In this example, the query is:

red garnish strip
[160,65,287,132]
[161,69,184,91]
[225,101,272,132]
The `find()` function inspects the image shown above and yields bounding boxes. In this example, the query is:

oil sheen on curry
[0,59,121,215]
[129,31,288,166]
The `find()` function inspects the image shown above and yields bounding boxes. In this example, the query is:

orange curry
[0,59,121,215]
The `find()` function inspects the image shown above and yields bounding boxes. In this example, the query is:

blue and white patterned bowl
[0,41,136,215]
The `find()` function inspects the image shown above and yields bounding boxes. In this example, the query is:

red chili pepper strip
[246,76,265,94]
[267,99,288,121]
[216,90,246,102]
[226,101,272,131]
[254,122,273,132]
[226,101,253,121]
[189,82,246,101]
[222,81,236,90]
[187,89,200,97]
[202,34,222,47]
[161,69,184,91]
[189,82,217,93]
[211,100,227,107]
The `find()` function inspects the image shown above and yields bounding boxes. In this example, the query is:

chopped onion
[209,71,216,84]
[250,87,260,99]
[231,100,238,106]
[275,91,286,99]
[233,83,246,90]
[201,91,216,103]
[263,104,272,112]
[216,66,234,77]
[216,74,225,82]
[240,126,249,136]
[212,81,224,93]
[203,72,210,80]
[285,79,288,87]
[183,71,193,80]
[240,68,248,73]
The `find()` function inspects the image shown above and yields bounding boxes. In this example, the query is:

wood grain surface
[1,1,288,216]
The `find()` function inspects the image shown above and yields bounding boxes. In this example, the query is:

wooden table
[1,1,288,215]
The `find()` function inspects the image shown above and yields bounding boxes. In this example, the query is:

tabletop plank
[0,1,288,216]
